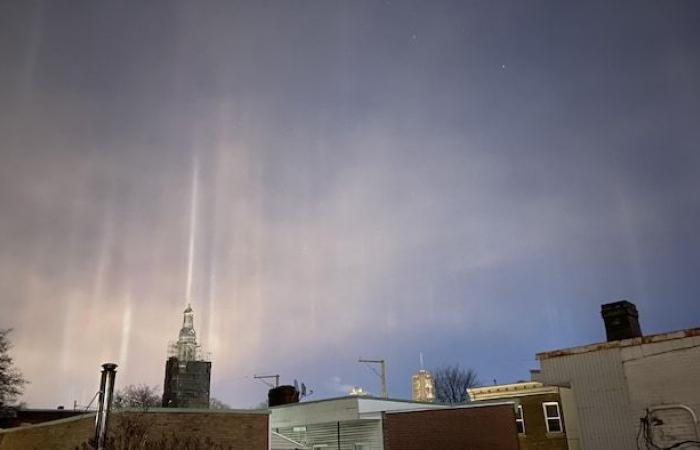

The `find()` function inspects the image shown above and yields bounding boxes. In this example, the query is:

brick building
[382,403,520,450]
[270,396,446,450]
[271,396,520,450]
[0,409,269,450]
[469,382,578,450]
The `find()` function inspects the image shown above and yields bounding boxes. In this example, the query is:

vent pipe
[93,363,118,450]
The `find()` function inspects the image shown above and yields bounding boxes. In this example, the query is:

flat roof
[269,395,438,409]
[384,401,516,415]
[537,326,700,360]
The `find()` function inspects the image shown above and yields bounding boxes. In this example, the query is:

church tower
[162,304,211,408]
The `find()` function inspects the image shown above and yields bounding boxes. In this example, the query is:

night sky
[1,0,699,408]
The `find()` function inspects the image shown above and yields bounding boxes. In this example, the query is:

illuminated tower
[411,370,436,403]
[162,304,211,408]
[411,354,435,402]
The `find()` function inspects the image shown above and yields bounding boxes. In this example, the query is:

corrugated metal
[276,420,383,450]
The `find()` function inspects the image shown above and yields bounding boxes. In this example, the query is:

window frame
[515,404,525,435]
[542,401,563,434]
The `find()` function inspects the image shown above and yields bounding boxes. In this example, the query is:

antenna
[253,374,280,388]
[419,352,424,370]
[300,382,313,399]
[358,358,387,398]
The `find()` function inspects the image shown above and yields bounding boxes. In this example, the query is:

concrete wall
[382,404,520,450]
[0,409,269,450]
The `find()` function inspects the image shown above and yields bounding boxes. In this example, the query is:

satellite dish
[294,379,299,391]
[301,383,306,397]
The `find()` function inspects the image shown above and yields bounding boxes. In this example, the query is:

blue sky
[1,0,699,407]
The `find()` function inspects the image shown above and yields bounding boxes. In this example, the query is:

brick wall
[0,414,95,450]
[518,393,568,450]
[382,404,520,450]
[0,409,269,450]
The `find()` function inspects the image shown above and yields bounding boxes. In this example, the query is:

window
[543,402,563,433]
[354,444,370,450]
[515,405,525,434]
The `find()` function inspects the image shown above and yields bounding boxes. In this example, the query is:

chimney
[268,385,299,407]
[93,363,118,450]
[601,300,642,342]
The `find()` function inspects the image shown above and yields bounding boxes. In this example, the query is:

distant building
[533,300,700,450]
[468,382,578,450]
[162,304,211,408]
[411,370,435,403]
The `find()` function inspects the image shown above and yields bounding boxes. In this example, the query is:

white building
[269,396,445,450]
[534,326,700,450]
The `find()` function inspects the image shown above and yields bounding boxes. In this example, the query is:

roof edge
[537,326,700,360]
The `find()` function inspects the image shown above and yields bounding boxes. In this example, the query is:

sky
[1,0,699,408]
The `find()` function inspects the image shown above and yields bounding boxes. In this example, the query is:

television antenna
[253,374,280,388]
[358,358,387,398]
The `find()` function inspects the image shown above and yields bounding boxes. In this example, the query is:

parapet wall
[0,409,269,450]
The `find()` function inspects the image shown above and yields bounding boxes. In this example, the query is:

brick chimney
[601,300,642,342]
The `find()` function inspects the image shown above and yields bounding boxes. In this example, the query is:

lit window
[543,402,563,433]
[515,405,525,434]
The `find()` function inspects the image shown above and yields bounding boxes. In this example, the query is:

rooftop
[537,326,700,360]
[468,381,559,401]
[268,395,438,409]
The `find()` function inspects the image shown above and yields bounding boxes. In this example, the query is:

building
[270,395,519,450]
[382,403,520,450]
[0,408,84,429]
[411,370,435,403]
[533,300,700,450]
[270,396,445,450]
[469,381,579,450]
[162,304,211,408]
[0,408,269,450]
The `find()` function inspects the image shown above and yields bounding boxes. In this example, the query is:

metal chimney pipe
[94,363,118,450]
[93,367,108,445]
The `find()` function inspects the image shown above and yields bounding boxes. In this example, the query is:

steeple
[163,303,211,409]
[176,304,199,362]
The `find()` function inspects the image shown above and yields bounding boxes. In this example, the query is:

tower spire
[176,304,198,361]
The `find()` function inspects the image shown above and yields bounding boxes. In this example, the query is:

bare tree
[209,397,231,410]
[432,364,479,405]
[112,384,161,411]
[0,329,27,410]
[76,412,236,450]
